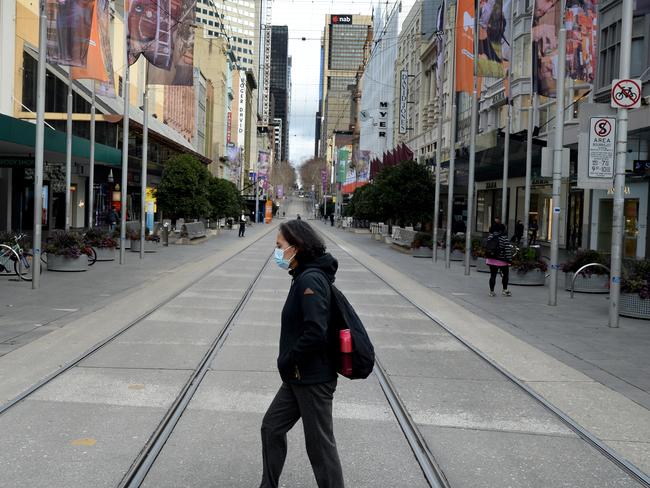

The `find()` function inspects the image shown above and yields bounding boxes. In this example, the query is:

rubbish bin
[162,223,170,247]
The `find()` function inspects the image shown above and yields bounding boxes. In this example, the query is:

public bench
[181,221,207,240]
[391,227,418,248]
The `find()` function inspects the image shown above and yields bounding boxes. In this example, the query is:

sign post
[609,0,636,328]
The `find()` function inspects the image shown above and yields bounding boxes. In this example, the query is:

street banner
[127,0,196,86]
[435,1,445,91]
[338,147,350,184]
[477,0,507,78]
[46,0,95,67]
[455,0,475,93]
[277,185,284,198]
[265,200,273,223]
[258,151,270,190]
[343,150,370,194]
[321,168,328,193]
[533,0,597,97]
[71,0,116,97]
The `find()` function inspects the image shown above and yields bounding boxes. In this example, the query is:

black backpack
[305,269,375,379]
[483,233,501,258]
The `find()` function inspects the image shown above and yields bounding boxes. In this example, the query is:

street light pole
[445,3,458,269]
[433,30,446,263]
[88,86,96,227]
[609,0,635,327]
[140,78,148,260]
[501,0,515,227]
[65,70,73,231]
[120,1,130,265]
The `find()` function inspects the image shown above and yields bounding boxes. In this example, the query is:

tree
[299,157,326,194]
[208,177,243,220]
[156,154,211,220]
[270,160,297,193]
[347,160,434,227]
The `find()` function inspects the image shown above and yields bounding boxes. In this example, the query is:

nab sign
[331,15,352,24]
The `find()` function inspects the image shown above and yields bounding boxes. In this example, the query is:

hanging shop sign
[378,101,388,138]
[399,70,408,134]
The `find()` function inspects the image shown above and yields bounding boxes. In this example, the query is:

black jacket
[277,253,339,385]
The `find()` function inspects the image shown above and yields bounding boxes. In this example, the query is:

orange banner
[265,200,273,224]
[70,3,108,82]
[455,0,475,93]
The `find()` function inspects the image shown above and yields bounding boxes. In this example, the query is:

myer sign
[399,70,408,134]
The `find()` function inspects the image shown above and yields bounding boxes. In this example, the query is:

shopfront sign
[331,15,352,24]
[237,73,247,144]
[379,101,388,138]
[632,160,650,176]
[399,70,408,134]
[588,117,616,178]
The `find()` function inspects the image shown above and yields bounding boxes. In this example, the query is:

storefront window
[476,188,506,232]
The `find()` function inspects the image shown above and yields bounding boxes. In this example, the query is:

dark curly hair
[279,219,326,263]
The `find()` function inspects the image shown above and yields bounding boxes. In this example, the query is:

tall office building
[316,14,373,157]
[270,25,290,163]
[194,0,260,72]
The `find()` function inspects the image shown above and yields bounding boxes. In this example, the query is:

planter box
[47,254,88,272]
[510,268,546,286]
[412,247,433,258]
[94,247,116,262]
[476,260,490,273]
[130,239,159,253]
[620,293,650,320]
[564,272,609,294]
[450,250,464,262]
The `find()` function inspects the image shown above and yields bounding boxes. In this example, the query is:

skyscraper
[316,14,373,157]
[270,25,290,163]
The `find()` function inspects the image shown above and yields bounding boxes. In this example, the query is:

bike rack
[570,263,611,299]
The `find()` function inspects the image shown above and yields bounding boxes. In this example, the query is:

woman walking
[260,219,344,488]
[485,222,514,297]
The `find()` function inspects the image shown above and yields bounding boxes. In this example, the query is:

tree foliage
[156,154,211,220]
[299,157,326,194]
[347,160,434,226]
[270,160,297,193]
[208,177,243,219]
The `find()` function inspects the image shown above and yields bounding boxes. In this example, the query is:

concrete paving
[0,198,646,487]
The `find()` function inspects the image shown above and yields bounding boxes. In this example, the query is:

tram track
[320,229,650,488]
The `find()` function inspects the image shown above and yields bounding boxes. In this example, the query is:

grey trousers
[259,380,344,488]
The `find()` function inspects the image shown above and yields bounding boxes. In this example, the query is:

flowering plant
[511,247,548,273]
[84,228,117,249]
[621,259,650,299]
[411,232,433,249]
[44,231,93,258]
[561,250,609,275]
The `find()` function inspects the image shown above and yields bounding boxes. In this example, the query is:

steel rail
[0,226,278,417]
[322,232,650,488]
[374,358,451,488]
[118,254,272,488]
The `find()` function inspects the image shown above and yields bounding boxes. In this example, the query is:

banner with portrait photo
[46,0,95,67]
[477,0,507,78]
[127,0,196,86]
[533,0,597,97]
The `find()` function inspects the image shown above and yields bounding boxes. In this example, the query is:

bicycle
[0,234,39,282]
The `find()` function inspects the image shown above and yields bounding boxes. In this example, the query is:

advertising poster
[337,147,350,184]
[128,0,196,86]
[455,0,475,93]
[277,185,284,199]
[477,0,507,78]
[258,151,270,190]
[46,0,95,67]
[71,0,116,97]
[533,0,597,97]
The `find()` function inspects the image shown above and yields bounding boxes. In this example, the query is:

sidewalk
[0,224,270,358]
[324,225,650,411]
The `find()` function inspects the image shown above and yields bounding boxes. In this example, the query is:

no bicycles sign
[611,79,642,109]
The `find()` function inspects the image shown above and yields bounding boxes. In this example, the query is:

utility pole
[88,86,96,227]
[140,76,148,260]
[501,0,515,227]
[65,71,73,231]
[609,0,635,327]
[549,18,567,306]
[464,0,479,276]
[433,29,446,263]
[523,92,536,247]
[32,0,47,289]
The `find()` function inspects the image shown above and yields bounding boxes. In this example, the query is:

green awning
[0,113,121,167]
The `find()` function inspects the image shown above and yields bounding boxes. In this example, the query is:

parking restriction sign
[588,117,616,178]
[611,79,642,109]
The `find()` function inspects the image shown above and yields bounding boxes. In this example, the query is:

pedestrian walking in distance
[238,213,246,237]
[484,222,514,297]
[260,219,344,488]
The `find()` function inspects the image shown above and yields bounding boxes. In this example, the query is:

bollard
[162,223,169,247]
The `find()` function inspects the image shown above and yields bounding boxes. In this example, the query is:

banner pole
[89,85,96,227]
[140,72,148,260]
[445,2,458,269]
[549,25,567,306]
[120,1,130,265]
[609,0,634,328]
[501,0,514,228]
[433,30,445,263]
[65,70,73,231]
[523,92,536,248]
[464,0,479,276]
[32,0,47,290]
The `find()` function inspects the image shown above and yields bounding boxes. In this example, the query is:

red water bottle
[339,329,353,376]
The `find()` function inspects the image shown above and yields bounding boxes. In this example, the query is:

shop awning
[0,113,122,167]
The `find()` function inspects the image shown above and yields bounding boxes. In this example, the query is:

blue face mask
[274,246,295,270]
